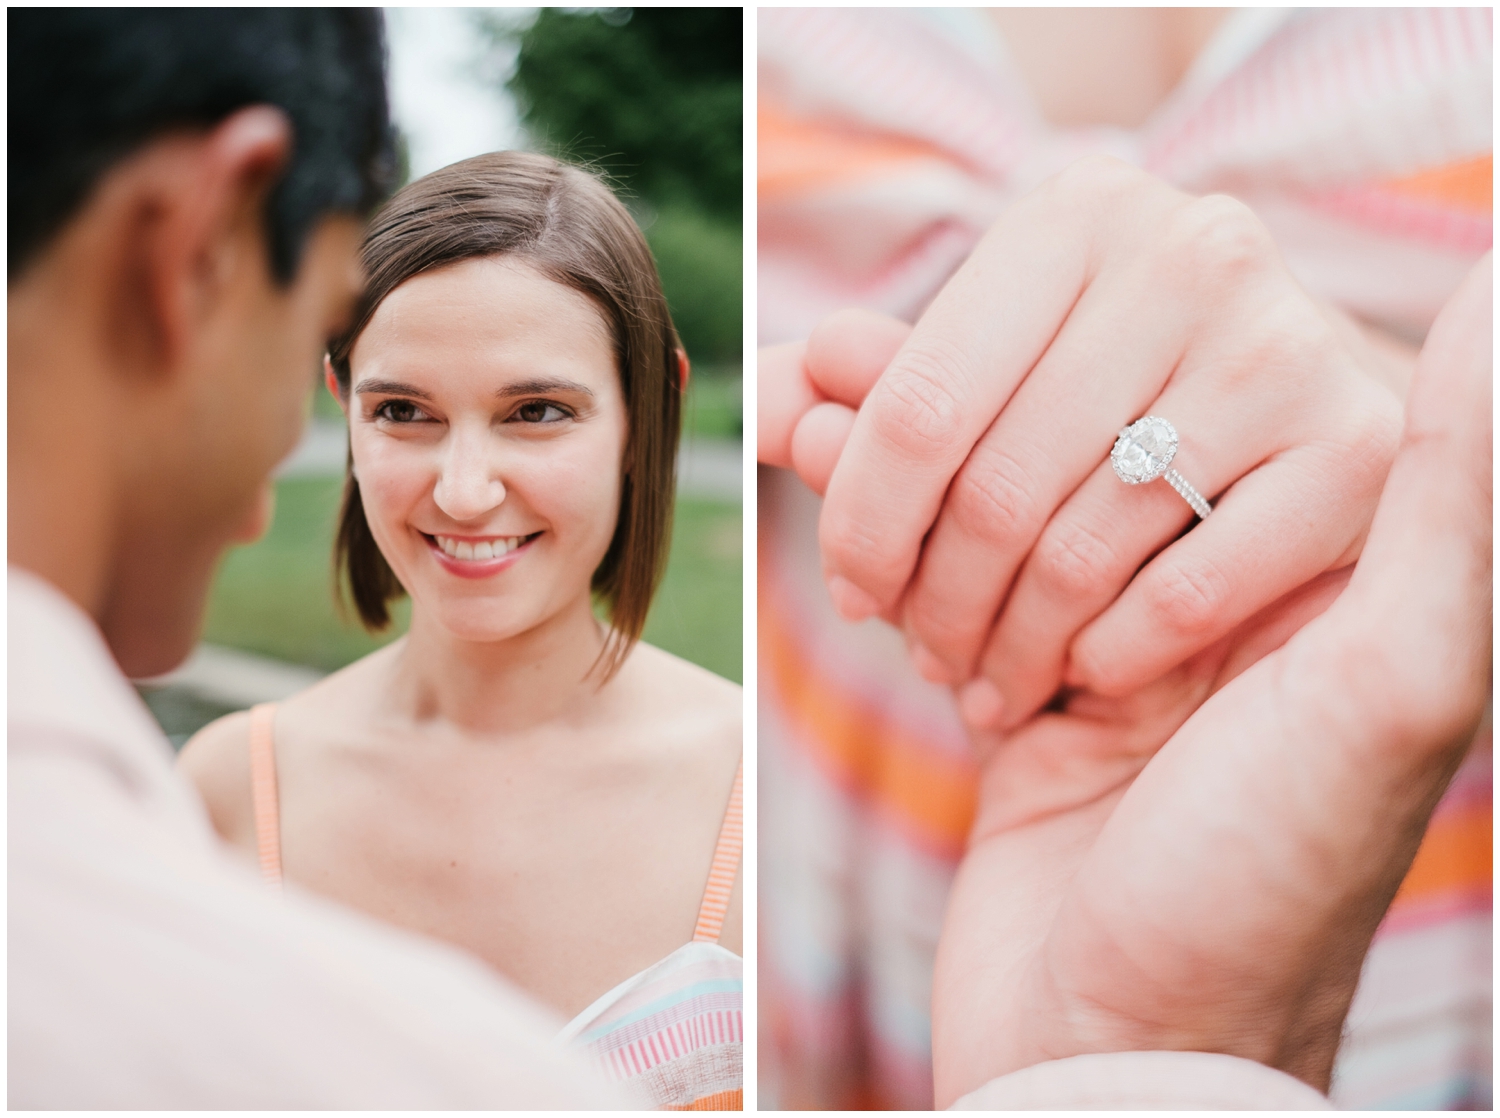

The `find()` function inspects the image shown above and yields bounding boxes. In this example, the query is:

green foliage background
[486,7,743,367]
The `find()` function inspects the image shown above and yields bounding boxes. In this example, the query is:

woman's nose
[432,430,506,522]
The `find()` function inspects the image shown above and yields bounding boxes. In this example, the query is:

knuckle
[1033,521,1120,601]
[949,445,1039,545]
[908,595,985,663]
[1048,154,1147,206]
[1144,556,1233,638]
[1227,298,1341,392]
[820,504,902,587]
[867,339,973,461]
[1167,193,1275,279]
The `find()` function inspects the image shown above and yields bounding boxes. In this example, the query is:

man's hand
[929,255,1491,1106]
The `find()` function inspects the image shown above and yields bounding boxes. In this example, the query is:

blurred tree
[482,8,743,366]
[503,7,741,222]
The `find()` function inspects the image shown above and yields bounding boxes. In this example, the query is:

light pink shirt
[8,567,626,1109]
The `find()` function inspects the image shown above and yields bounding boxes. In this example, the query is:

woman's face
[346,256,627,643]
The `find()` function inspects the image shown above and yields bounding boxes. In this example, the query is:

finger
[901,255,1187,684]
[1322,253,1491,746]
[819,159,1171,621]
[966,255,1399,723]
[977,343,1397,725]
[757,340,820,468]
[1067,426,1396,699]
[804,307,911,408]
[790,401,857,497]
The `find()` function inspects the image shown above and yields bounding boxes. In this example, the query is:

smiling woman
[179,152,742,1111]
[338,256,630,660]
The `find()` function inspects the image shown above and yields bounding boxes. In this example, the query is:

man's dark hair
[9,8,396,282]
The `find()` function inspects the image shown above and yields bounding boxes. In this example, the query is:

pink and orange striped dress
[759,7,1490,1110]
[248,704,743,1110]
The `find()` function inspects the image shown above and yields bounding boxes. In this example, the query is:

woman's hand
[812,157,1406,733]
[930,255,1491,1106]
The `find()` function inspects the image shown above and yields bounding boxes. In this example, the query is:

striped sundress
[759,7,1491,1110]
[247,704,743,1110]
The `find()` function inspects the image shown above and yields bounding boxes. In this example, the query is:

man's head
[8,9,395,677]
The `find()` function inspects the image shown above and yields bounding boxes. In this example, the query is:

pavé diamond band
[1110,415,1212,519]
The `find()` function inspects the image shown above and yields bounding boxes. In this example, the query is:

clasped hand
[762,157,1406,733]
[760,158,1491,1105]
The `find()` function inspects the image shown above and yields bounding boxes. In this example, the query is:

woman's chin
[429,607,542,645]
[403,593,575,647]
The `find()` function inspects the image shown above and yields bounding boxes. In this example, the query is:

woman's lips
[423,532,540,579]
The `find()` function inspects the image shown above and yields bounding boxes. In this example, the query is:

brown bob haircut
[327,150,682,681]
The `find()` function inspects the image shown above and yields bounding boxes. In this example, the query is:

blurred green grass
[201,475,742,683]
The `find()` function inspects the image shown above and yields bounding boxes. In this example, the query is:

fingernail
[958,678,1006,729]
[911,643,953,684]
[827,576,879,622]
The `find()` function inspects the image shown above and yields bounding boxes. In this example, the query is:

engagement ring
[1110,415,1212,519]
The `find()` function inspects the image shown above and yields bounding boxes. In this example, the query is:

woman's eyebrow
[352,378,434,401]
[497,378,595,399]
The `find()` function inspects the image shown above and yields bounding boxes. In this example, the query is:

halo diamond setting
[1110,415,1212,518]
[1110,415,1178,484]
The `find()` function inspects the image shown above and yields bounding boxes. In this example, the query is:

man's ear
[676,347,691,392]
[136,106,293,375]
[323,354,348,416]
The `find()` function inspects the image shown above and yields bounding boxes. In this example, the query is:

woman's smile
[423,530,543,579]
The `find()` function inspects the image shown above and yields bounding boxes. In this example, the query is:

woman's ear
[323,354,348,416]
[676,347,691,393]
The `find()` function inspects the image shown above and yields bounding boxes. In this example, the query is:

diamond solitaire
[1110,415,1212,518]
[1111,415,1178,484]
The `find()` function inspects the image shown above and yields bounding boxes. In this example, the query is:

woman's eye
[514,401,569,424]
[374,399,428,423]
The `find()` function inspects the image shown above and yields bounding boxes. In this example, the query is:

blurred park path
[278,418,743,502]
[136,644,325,750]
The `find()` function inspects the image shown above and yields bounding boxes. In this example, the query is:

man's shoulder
[10,753,622,1109]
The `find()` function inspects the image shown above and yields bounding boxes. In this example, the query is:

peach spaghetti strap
[247,702,283,890]
[692,759,742,943]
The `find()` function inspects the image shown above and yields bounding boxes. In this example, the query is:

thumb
[1321,252,1491,751]
[757,341,818,468]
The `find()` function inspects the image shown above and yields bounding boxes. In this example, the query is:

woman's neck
[987,8,1230,129]
[383,594,619,737]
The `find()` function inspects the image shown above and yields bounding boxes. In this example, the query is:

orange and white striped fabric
[758,7,1490,1111]
[693,763,742,944]
[560,759,743,1111]
[247,705,742,1110]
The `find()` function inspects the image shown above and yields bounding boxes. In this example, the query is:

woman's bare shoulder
[177,708,257,850]
[617,642,741,765]
[626,642,741,716]
[176,643,398,846]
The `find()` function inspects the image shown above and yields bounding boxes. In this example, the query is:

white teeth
[434,534,531,560]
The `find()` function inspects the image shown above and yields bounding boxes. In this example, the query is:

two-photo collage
[9,6,1492,1112]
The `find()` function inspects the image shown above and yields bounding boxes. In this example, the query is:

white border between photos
[739,2,760,1109]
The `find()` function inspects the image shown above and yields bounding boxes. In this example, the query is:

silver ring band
[1111,416,1212,519]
